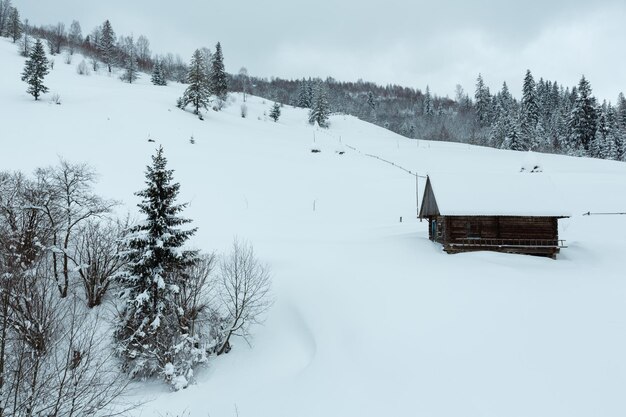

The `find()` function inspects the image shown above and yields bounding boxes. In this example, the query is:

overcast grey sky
[16,0,626,101]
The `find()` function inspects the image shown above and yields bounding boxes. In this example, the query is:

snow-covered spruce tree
[151,59,167,86]
[568,75,597,155]
[296,78,311,108]
[606,103,624,161]
[269,102,281,122]
[474,73,492,128]
[21,39,49,100]
[210,41,228,107]
[519,69,539,151]
[115,146,202,389]
[99,19,116,73]
[490,83,515,149]
[423,85,434,117]
[500,116,525,151]
[617,92,626,132]
[590,102,608,159]
[309,82,330,128]
[180,49,211,118]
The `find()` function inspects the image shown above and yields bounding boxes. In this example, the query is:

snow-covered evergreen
[474,74,491,128]
[115,146,200,388]
[519,69,539,151]
[297,78,312,108]
[568,75,597,155]
[269,101,281,122]
[308,82,330,128]
[423,85,434,117]
[99,19,116,73]
[210,41,228,105]
[151,59,167,86]
[179,49,211,117]
[21,38,48,100]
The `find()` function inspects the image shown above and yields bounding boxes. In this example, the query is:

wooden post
[416,174,420,221]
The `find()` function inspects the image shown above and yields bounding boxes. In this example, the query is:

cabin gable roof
[418,173,571,218]
[418,176,440,218]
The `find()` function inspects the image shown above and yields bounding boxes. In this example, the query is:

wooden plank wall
[445,216,558,241]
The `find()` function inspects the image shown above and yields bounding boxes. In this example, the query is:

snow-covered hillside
[2,39,626,417]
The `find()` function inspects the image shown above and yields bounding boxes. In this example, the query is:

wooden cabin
[418,174,570,258]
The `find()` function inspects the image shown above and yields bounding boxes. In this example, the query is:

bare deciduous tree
[67,20,82,55]
[238,67,249,102]
[136,34,151,70]
[70,218,127,308]
[176,252,216,335]
[45,22,66,55]
[35,160,117,297]
[215,239,272,355]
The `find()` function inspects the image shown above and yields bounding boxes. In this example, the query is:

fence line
[343,143,427,179]
[582,212,626,216]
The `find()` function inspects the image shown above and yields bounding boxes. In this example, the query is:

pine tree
[296,79,310,108]
[210,41,228,105]
[21,39,49,100]
[180,49,211,117]
[474,73,491,127]
[617,93,626,131]
[488,82,516,148]
[498,82,513,111]
[423,85,434,117]
[269,102,281,122]
[6,6,21,43]
[115,146,199,384]
[306,78,314,109]
[520,69,539,151]
[151,59,167,86]
[501,116,524,151]
[568,75,597,155]
[367,91,376,110]
[605,103,621,160]
[591,102,608,158]
[99,19,116,73]
[309,82,330,128]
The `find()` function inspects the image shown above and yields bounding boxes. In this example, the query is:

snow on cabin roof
[419,173,571,217]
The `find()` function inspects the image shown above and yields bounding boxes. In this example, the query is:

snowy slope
[2,39,626,417]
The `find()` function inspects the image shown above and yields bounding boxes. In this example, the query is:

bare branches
[215,239,272,355]
[71,218,128,308]
[35,159,118,297]
[176,252,216,335]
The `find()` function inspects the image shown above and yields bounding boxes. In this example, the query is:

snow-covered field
[2,39,626,416]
